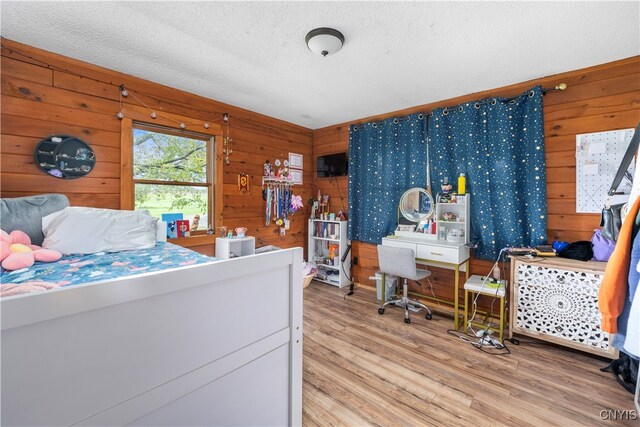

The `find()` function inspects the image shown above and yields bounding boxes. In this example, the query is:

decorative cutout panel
[515,263,611,352]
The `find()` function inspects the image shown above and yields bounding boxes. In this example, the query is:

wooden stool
[463,275,506,341]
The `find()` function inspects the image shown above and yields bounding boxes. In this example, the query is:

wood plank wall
[0,38,314,256]
[313,57,640,305]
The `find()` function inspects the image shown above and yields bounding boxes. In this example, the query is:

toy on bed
[0,229,62,271]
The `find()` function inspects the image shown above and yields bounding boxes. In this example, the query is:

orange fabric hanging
[599,196,640,333]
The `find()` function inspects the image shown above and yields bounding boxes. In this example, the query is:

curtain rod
[354,82,569,127]
[542,82,568,95]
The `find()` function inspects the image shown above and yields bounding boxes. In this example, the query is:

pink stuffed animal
[0,230,62,271]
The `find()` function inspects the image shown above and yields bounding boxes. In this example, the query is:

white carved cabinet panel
[510,257,617,358]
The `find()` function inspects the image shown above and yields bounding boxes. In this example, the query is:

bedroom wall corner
[312,56,640,300]
[0,38,314,256]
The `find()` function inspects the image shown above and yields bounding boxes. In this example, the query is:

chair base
[378,278,433,323]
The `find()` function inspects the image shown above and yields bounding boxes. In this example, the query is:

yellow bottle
[458,173,466,195]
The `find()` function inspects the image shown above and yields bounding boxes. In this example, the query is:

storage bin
[374,272,398,302]
[303,273,315,288]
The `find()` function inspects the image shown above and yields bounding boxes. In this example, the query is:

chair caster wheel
[404,317,411,324]
[508,338,520,345]
[425,313,433,320]
[378,308,385,315]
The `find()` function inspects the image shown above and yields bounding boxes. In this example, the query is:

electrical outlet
[353,256,358,265]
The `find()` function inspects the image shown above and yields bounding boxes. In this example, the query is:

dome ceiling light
[305,27,345,57]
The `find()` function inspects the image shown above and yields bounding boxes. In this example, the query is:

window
[132,123,214,233]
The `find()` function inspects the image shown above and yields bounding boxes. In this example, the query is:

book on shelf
[314,222,340,238]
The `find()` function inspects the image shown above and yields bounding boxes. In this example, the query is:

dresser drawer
[381,239,417,254]
[416,245,460,264]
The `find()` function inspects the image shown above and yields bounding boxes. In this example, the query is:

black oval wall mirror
[34,135,96,179]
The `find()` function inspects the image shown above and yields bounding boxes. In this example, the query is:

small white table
[215,236,255,259]
[463,274,506,340]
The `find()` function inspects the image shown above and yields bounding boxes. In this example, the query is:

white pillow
[42,207,158,255]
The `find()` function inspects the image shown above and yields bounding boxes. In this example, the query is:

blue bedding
[1,242,217,297]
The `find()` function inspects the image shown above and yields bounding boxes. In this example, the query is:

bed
[1,195,303,426]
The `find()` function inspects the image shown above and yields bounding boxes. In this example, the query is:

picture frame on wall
[290,169,303,185]
[288,153,303,169]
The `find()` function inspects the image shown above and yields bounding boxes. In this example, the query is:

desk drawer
[416,245,460,264]
[381,239,417,254]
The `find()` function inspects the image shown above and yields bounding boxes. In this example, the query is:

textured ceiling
[1,1,639,129]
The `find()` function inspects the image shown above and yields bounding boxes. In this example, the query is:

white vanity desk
[381,235,470,329]
[380,193,471,329]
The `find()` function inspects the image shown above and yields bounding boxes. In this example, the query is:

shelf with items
[317,263,340,271]
[261,176,296,186]
[308,219,350,288]
[435,194,470,245]
[310,236,341,243]
[215,236,255,259]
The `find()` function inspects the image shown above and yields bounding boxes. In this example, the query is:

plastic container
[458,173,466,195]
[374,272,398,302]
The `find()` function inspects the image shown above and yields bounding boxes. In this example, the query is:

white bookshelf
[308,219,351,288]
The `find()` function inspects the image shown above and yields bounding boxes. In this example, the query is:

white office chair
[377,244,433,324]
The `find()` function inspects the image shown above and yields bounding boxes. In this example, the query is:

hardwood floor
[302,281,636,426]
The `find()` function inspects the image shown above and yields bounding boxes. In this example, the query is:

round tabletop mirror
[399,187,434,223]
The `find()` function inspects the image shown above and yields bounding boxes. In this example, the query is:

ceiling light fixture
[305,27,344,57]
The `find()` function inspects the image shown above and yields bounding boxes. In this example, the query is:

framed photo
[290,169,303,184]
[288,153,303,169]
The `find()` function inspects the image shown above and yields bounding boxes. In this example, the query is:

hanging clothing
[599,196,640,333]
[622,141,640,223]
[624,284,640,357]
[347,113,427,243]
[628,230,640,303]
[427,86,546,259]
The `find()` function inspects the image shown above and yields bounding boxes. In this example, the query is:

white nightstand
[215,236,255,259]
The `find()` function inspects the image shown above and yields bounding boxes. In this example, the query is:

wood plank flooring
[302,282,636,426]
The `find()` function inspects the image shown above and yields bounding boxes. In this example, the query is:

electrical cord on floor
[446,328,512,355]
[344,282,356,299]
[341,243,355,298]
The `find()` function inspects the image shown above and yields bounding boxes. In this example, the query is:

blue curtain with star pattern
[428,86,547,259]
[348,113,427,243]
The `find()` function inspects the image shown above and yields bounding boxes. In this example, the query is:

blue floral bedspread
[1,243,218,297]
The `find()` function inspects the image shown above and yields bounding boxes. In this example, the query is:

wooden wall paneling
[1,153,119,179]
[119,118,134,210]
[312,56,640,313]
[1,35,313,133]
[1,115,121,146]
[214,132,224,229]
[2,74,121,115]
[0,191,120,209]
[1,56,53,85]
[2,173,119,193]
[1,38,313,255]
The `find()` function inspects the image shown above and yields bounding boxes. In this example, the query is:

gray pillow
[0,194,70,246]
